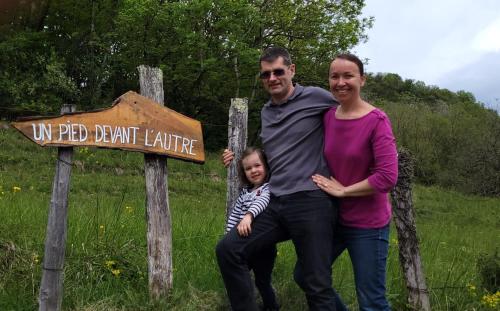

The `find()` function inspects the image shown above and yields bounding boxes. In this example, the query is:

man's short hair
[260,46,292,66]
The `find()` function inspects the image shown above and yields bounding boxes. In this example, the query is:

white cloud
[354,0,500,111]
[473,17,500,53]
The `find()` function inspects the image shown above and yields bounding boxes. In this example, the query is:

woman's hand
[237,213,254,237]
[312,174,346,197]
[221,149,234,167]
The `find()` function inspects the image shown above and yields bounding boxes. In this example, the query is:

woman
[312,54,398,310]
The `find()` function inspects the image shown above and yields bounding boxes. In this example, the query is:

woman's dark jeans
[332,224,391,311]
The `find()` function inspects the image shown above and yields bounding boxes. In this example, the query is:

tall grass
[0,127,498,310]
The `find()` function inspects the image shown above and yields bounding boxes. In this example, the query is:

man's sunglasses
[259,68,286,79]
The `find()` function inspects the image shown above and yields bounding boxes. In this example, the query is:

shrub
[477,250,500,293]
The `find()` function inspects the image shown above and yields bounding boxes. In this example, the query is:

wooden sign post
[38,105,75,311]
[138,65,173,299]
[12,82,204,309]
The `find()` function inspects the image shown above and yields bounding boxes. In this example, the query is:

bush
[477,250,500,293]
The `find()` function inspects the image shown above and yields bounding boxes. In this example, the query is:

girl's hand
[222,149,234,167]
[312,174,346,197]
[237,214,253,237]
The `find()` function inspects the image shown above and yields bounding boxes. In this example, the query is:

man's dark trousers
[216,190,337,311]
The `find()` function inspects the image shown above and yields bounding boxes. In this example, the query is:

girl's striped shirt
[226,183,271,232]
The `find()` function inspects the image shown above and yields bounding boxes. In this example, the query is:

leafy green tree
[2,0,372,147]
[110,0,373,147]
[0,31,79,118]
[43,0,123,109]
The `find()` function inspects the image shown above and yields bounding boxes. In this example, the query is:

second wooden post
[391,148,431,311]
[226,98,248,220]
[138,65,173,299]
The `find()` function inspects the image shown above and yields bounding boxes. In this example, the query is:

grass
[0,126,498,310]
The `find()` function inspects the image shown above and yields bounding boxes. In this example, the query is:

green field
[0,127,498,310]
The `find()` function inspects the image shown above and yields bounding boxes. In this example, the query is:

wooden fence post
[138,65,173,299]
[39,104,76,311]
[391,148,431,311]
[226,98,248,220]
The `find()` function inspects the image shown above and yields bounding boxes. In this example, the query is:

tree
[110,0,373,147]
[2,0,372,147]
[0,31,79,118]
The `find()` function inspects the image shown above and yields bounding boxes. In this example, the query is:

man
[216,47,338,310]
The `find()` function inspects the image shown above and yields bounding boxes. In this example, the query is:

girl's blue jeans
[333,224,391,311]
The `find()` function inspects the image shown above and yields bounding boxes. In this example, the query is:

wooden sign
[11,91,205,163]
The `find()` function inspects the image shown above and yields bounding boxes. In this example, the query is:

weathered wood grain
[11,91,205,163]
[38,105,75,311]
[391,148,431,311]
[138,65,173,300]
[226,98,248,221]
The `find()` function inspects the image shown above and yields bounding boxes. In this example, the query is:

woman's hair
[334,53,364,76]
[237,147,270,186]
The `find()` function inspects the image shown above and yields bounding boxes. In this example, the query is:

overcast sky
[354,0,500,112]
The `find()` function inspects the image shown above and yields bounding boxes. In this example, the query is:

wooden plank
[138,65,173,300]
[391,148,431,311]
[38,105,75,311]
[11,91,205,163]
[225,98,248,220]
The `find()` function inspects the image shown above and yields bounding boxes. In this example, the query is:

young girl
[225,147,280,311]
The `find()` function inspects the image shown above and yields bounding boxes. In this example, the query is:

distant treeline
[363,73,500,197]
[1,1,498,196]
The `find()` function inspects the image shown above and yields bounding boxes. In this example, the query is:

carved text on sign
[12,91,205,163]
